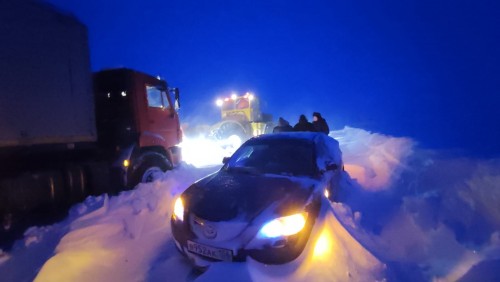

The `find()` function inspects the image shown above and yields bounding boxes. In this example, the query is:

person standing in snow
[273,117,293,133]
[293,114,315,132]
[312,112,330,134]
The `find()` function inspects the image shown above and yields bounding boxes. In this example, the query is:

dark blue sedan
[171,132,343,267]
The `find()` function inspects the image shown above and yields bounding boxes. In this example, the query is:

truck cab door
[141,84,181,149]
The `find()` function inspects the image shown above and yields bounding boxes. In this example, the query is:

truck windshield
[221,97,250,111]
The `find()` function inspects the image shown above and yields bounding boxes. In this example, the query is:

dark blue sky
[46,0,500,157]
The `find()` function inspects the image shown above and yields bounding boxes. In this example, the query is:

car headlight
[258,213,307,238]
[173,197,184,221]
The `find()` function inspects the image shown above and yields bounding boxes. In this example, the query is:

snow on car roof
[252,132,329,142]
[248,132,343,170]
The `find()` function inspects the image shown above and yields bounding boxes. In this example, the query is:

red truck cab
[93,68,182,187]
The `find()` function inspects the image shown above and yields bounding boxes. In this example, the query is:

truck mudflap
[109,166,127,191]
[111,144,135,187]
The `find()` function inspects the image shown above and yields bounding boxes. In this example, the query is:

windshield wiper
[226,166,262,175]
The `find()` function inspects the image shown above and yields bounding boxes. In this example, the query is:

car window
[226,139,316,177]
[232,146,254,165]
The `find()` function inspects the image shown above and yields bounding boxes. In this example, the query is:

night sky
[45,0,500,157]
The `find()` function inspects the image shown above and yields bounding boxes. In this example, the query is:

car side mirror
[222,157,230,164]
[326,163,338,171]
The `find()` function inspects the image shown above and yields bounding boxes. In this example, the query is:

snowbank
[1,126,499,281]
[331,126,414,191]
[329,129,500,281]
[0,165,218,282]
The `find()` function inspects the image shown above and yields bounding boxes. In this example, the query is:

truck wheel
[209,121,248,141]
[129,153,172,188]
[64,165,87,203]
[141,166,163,183]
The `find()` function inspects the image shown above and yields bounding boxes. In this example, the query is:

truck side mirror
[173,88,180,110]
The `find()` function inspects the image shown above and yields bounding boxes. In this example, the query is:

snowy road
[1,127,499,281]
[0,164,384,282]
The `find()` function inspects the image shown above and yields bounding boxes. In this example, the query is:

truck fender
[140,131,166,147]
[112,144,136,171]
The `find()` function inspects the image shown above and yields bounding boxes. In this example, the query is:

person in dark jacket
[273,117,293,133]
[312,112,329,134]
[293,114,315,132]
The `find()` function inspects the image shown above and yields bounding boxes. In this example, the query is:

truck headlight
[173,197,184,221]
[258,213,307,238]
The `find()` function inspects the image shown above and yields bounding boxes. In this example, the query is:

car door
[316,135,343,201]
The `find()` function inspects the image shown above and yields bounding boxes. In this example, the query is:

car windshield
[224,138,317,177]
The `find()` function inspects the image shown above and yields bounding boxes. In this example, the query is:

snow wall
[1,126,499,281]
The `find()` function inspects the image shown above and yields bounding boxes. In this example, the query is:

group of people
[273,112,330,134]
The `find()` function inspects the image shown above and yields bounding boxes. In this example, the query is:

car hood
[183,171,315,222]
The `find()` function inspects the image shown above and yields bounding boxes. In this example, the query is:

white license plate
[187,240,233,262]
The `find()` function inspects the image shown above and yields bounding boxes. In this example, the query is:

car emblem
[203,224,217,239]
[193,216,217,239]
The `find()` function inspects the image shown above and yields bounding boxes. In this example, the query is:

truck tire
[209,120,248,141]
[63,165,87,203]
[129,152,172,188]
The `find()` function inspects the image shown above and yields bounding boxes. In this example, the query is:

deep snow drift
[0,127,499,281]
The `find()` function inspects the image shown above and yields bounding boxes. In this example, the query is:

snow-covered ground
[1,127,499,281]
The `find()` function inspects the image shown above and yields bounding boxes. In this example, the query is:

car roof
[246,132,343,169]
